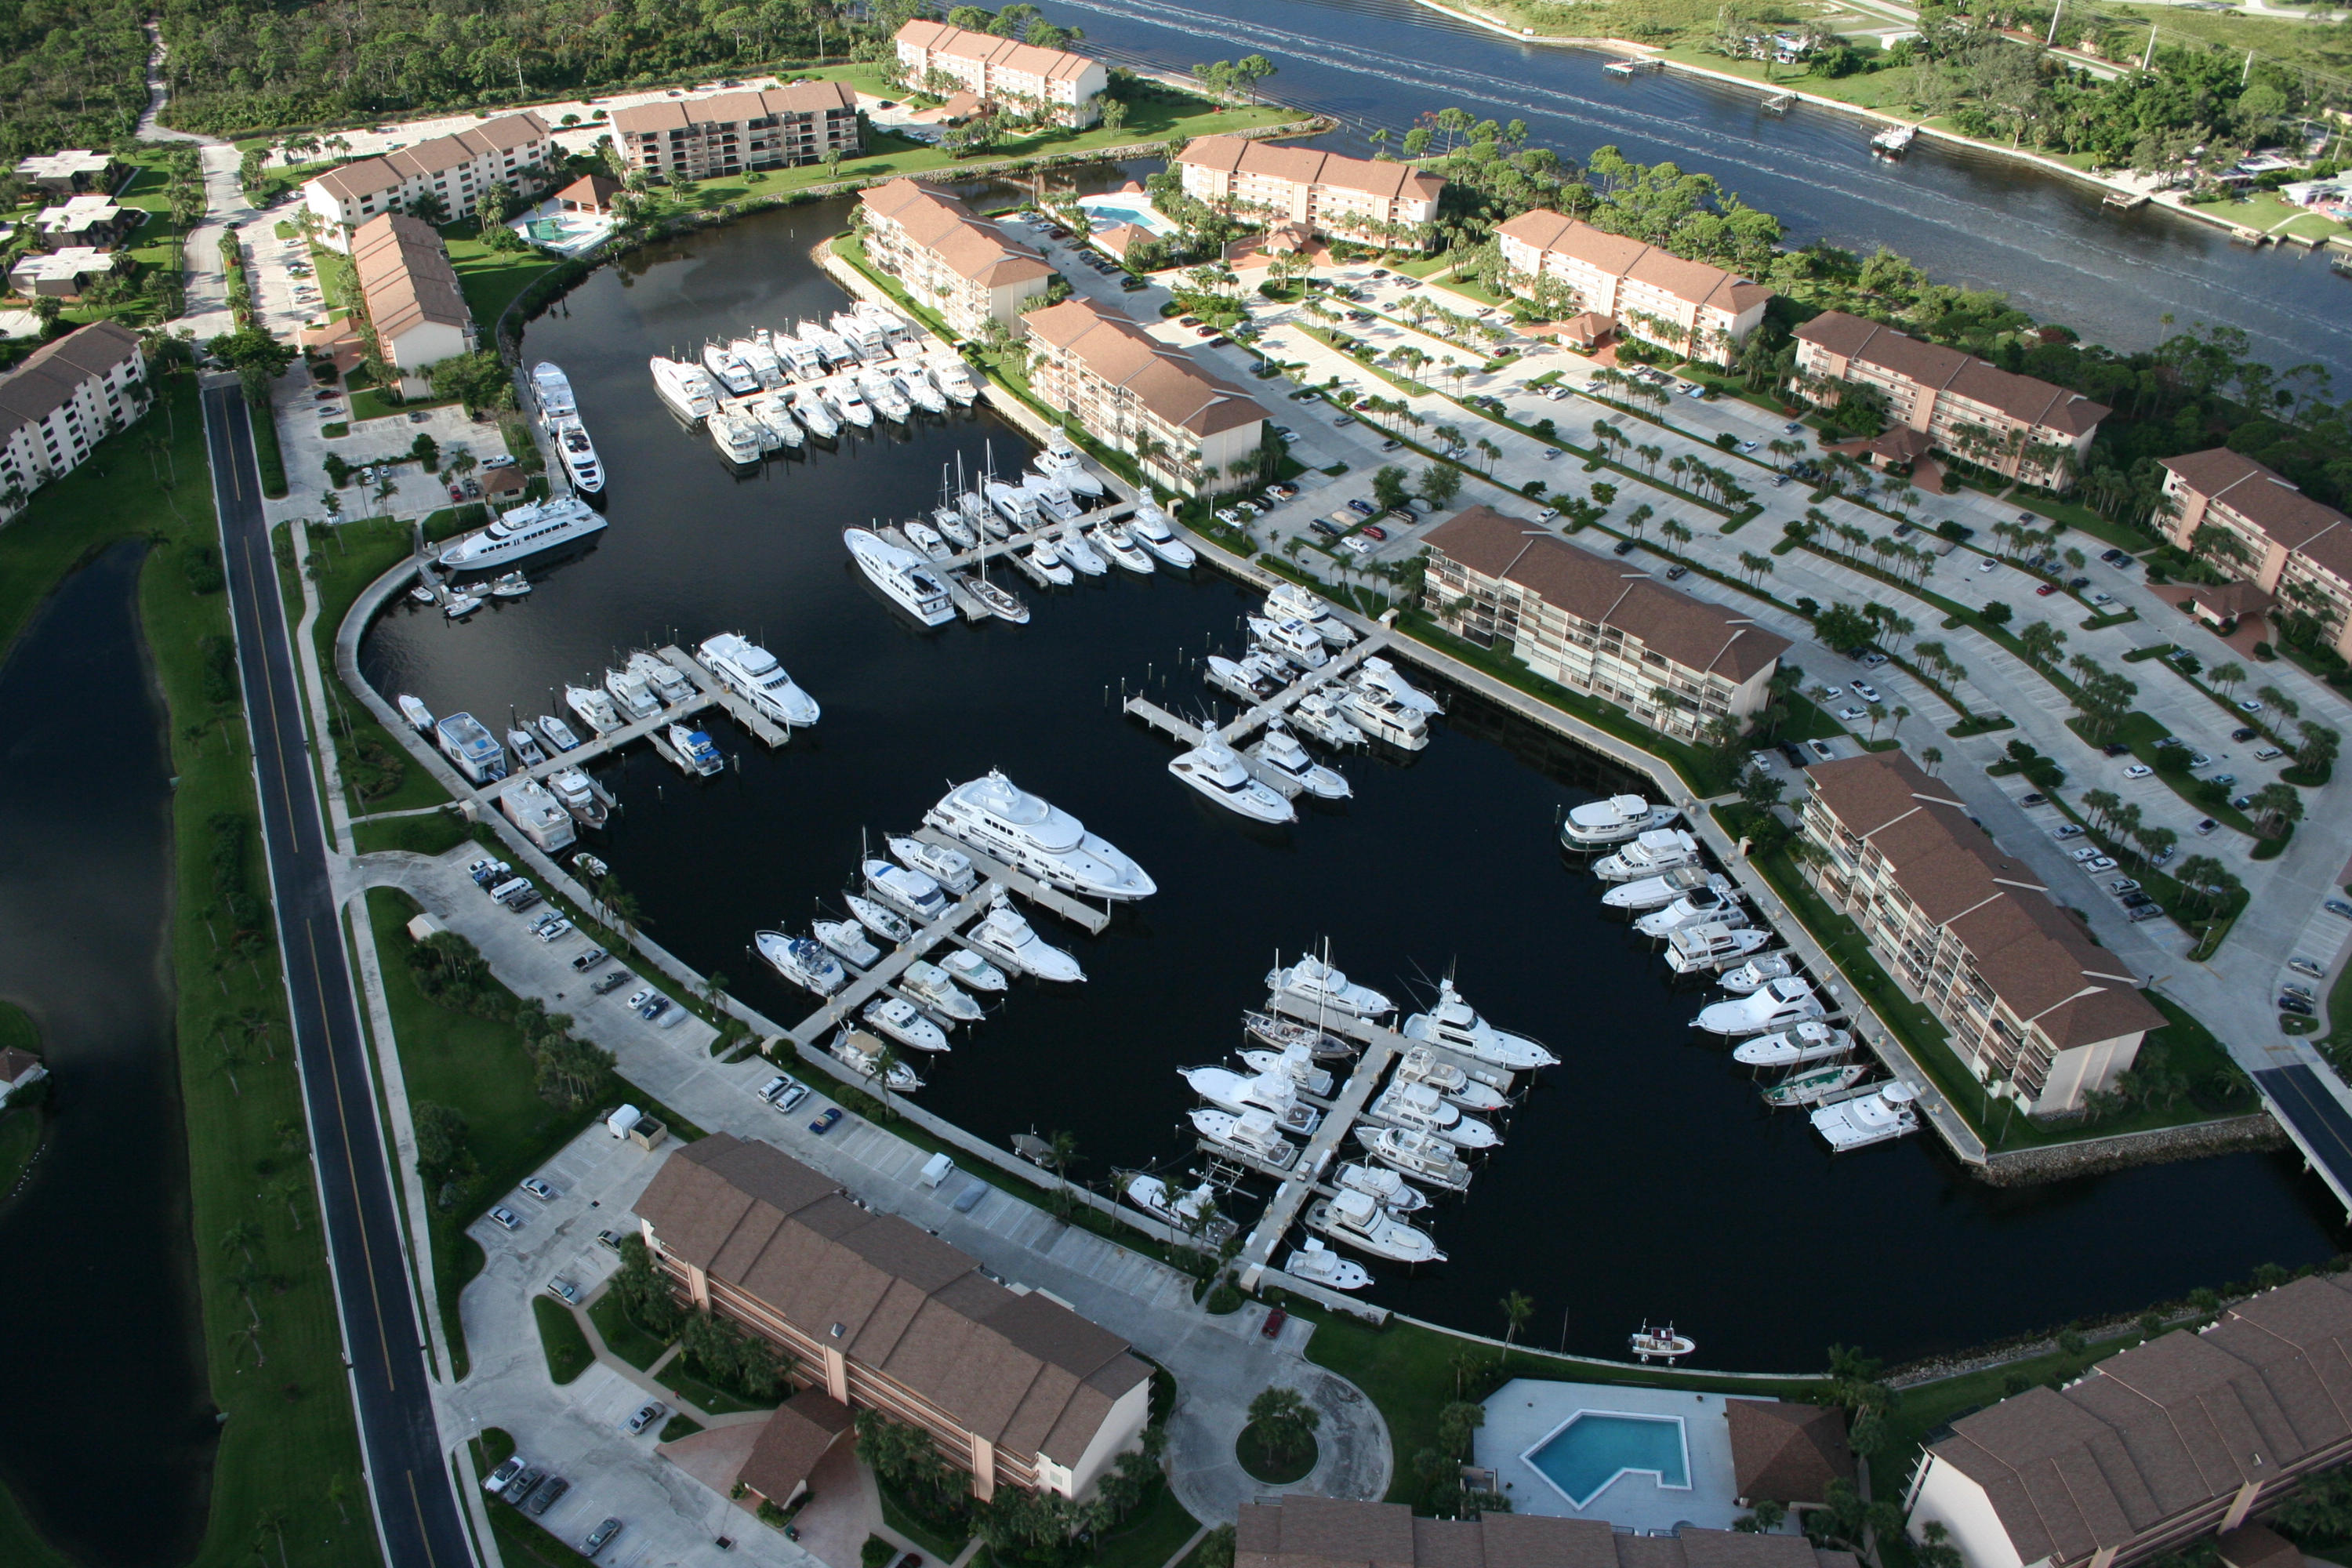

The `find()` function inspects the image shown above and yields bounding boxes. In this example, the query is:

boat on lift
[549,767,608,828]
[506,727,548,768]
[397,695,435,732]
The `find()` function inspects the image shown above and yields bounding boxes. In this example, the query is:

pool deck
[1476,1379,1756,1531]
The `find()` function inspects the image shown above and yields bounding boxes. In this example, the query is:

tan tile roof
[897,18,1100,84]
[1178,135,1443,203]
[634,1134,1148,1466]
[1726,1399,1854,1504]
[735,1390,852,1503]
[557,173,620,209]
[1806,750,2161,1049]
[861,178,1052,287]
[1238,1498,1861,1568]
[1422,504,1790,682]
[1795,311,2107,436]
[351,213,472,344]
[2161,447,2352,579]
[612,81,853,136]
[311,112,550,204]
[1018,298,1267,438]
[1498,209,1770,315]
[0,320,140,441]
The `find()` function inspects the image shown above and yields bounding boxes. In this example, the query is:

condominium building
[0,321,148,520]
[7,248,120,299]
[1798,750,2162,1114]
[1791,310,2107,492]
[858,178,1052,338]
[1907,1273,2352,1568]
[33,194,140,251]
[894,19,1109,128]
[303,112,553,238]
[610,81,860,183]
[1421,504,1789,735]
[1494,209,1773,365]
[1019,298,1267,495]
[350,214,474,397]
[633,1134,1153,1504]
[1175,136,1445,249]
[13,150,121,195]
[1238,1496,1864,1568]
[2158,447,2352,661]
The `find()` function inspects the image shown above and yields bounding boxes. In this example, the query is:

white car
[1851,681,1881,702]
[2085,855,2118,871]
[2052,824,2085,840]
[2122,764,2152,780]
[623,987,655,1011]
[1835,706,1867,722]
[2069,846,2101,862]
[1976,558,1998,573]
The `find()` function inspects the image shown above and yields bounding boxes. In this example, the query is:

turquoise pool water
[1525,1412,1690,1508]
[1076,194,1178,237]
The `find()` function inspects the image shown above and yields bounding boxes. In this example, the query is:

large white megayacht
[437,495,608,572]
[924,771,1155,901]
[699,632,821,728]
[650,356,718,423]
[843,527,956,626]
[1400,978,1558,1071]
[1266,953,1392,1021]
[1593,827,1702,881]
[1559,793,1680,849]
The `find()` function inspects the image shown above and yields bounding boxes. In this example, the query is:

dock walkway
[780,877,1004,1048]
[1122,628,1396,794]
[1228,1009,1405,1288]
[495,642,789,790]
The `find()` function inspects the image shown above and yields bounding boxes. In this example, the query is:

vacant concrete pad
[663,1421,763,1495]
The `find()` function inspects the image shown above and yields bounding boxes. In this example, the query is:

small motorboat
[1733,1022,1853,1069]
[490,572,532,598]
[846,893,913,946]
[1630,1322,1695,1363]
[572,852,608,882]
[906,520,952,561]
[1719,954,1797,995]
[535,714,582,753]
[444,593,481,619]
[887,834,978,895]
[833,1029,924,1091]
[1283,1238,1373,1291]
[1251,722,1350,800]
[862,996,949,1053]
[1124,1174,1238,1244]
[408,586,436,605]
[1025,538,1075,587]
[938,947,1008,993]
[397,695,436,732]
[901,960,985,1025]
[506,728,548,768]
[1762,1062,1870,1108]
[666,723,724,777]
[755,931,847,996]
[813,918,880,969]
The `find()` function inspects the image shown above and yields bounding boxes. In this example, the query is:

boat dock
[1120,627,1396,784]
[2103,189,2150,210]
[1604,57,1664,77]
[779,876,1007,1048]
[906,826,1113,936]
[493,644,790,793]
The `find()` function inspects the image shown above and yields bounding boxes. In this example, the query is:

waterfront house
[0,1047,47,1107]
[1175,136,1444,251]
[13,150,122,196]
[1237,1495,1864,1568]
[1494,209,1773,365]
[893,20,1109,129]
[609,82,860,184]
[633,1133,1153,1503]
[1797,750,2161,1115]
[1726,1399,1853,1508]
[1907,1273,2352,1568]
[350,213,474,397]
[303,113,553,241]
[32,194,140,252]
[2157,447,2352,662]
[858,178,1053,339]
[0,321,148,522]
[1790,311,2107,492]
[1018,297,1268,495]
[1421,504,1789,737]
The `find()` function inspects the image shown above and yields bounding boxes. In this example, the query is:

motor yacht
[775,331,825,383]
[397,695,435,732]
[967,898,1085,982]
[1127,506,1196,568]
[1283,1238,1374,1291]
[497,777,575,851]
[435,712,507,786]
[1633,886,1749,938]
[1401,979,1557,1071]
[533,361,578,420]
[1171,742,1296,824]
[799,321,853,369]
[650,356,717,422]
[549,767,608,828]
[906,520,951,561]
[564,683,622,735]
[1593,828,1702,881]
[1124,1174,1237,1244]
[813,919,880,969]
[1244,1010,1355,1063]
[699,632,820,729]
[604,665,660,722]
[858,369,911,423]
[550,416,604,493]
[832,310,886,362]
[930,501,975,550]
[535,713,582,753]
[1090,521,1154,574]
[1719,955,1796,995]
[986,481,1040,529]
[862,996,949,1053]
[829,379,876,429]
[1205,655,1283,705]
[1265,582,1356,647]
[437,496,607,571]
[1054,521,1107,575]
[710,409,764,466]
[1180,1065,1320,1135]
[1033,442,1104,497]
[619,652,685,708]
[1352,1124,1472,1191]
[1024,538,1074,587]
[954,570,1030,624]
[1695,977,1824,1036]
[733,336,785,388]
[1247,615,1330,670]
[1333,1160,1428,1214]
[902,960,984,1025]
[506,727,548,768]
[925,772,1155,901]
[700,342,760,396]
[1026,475,1083,525]
[756,931,848,996]
[845,893,912,946]
[1812,1082,1921,1150]
[887,835,976,895]
[743,393,805,448]
[833,1029,924,1091]
[896,369,947,414]
[665,724,724,777]
[1239,1044,1332,1098]
[1249,724,1348,800]
[1308,1191,1445,1264]
[1358,656,1439,715]
[1665,921,1773,975]
[1762,1062,1870,1108]
[789,387,840,439]
[1394,1045,1508,1112]
[929,358,978,405]
[1733,1022,1853,1069]
[938,948,1007,993]
[1368,1081,1500,1149]
[1189,1108,1298,1169]
[844,528,956,626]
[863,858,949,924]
[1340,687,1429,750]
[1604,866,1736,913]
[1268,953,1392,1020]
[1560,793,1680,849]
[490,571,532,598]
[1292,689,1367,749]
[751,329,796,385]
[443,591,482,619]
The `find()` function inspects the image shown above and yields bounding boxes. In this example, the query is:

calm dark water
[356,205,2347,1368]
[0,543,213,1566]
[1057,0,2352,382]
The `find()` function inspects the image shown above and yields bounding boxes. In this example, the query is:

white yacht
[925,772,1155,901]
[1593,828,1702,882]
[1812,1082,1921,1150]
[1127,506,1196,568]
[1033,442,1104,497]
[710,409,763,466]
[699,632,820,729]
[1250,724,1349,800]
[967,898,1085,982]
[1171,742,1296,825]
[833,310,885,361]
[902,960,985,1025]
[497,776,575,851]
[930,498,975,549]
[532,361,577,420]
[1023,538,1074,587]
[887,835,976,895]
[813,919,880,969]
[1340,687,1429,750]
[1244,1009,1356,1062]
[1603,866,1736,913]
[650,357,718,422]
[548,766,608,828]
[1248,615,1329,670]
[986,480,1039,529]
[1027,475,1083,525]
[858,369,910,423]
[1284,1238,1374,1291]
[743,393,806,448]
[701,342,760,396]
[666,724,724,777]
[626,652,693,707]
[1265,582,1356,647]
[1308,1191,1445,1264]
[896,368,948,414]
[506,727,547,768]
[1401,979,1557,1071]
[1632,886,1748,938]
[734,336,785,389]
[829,379,876,429]
[789,387,840,439]
[1181,1066,1320,1135]
[490,571,532,598]
[1733,1022,1853,1068]
[535,713,582,753]
[862,996,949,1054]
[1719,955,1796,995]
[1394,1045,1509,1112]
[845,893,912,946]
[1189,1107,1298,1169]
[775,331,824,383]
[1352,1124,1472,1191]
[1124,1174,1236,1243]
[1665,922,1773,975]
[442,590,481,619]
[863,858,949,924]
[1356,656,1437,713]
[1293,689,1367,749]
[800,321,853,369]
[550,416,603,493]
[1561,794,1680,849]
[844,528,956,626]
[435,713,507,786]
[1695,977,1823,1036]
[1368,1081,1500,1149]
[604,665,660,722]
[1267,953,1392,1020]
[928,357,978,405]
[832,1029,924,1093]
[906,520,951,561]
[1054,521,1107,575]
[397,694,434,732]
[938,948,1007,993]
[1239,1044,1332,1098]
[437,496,607,572]
[1762,1062,1870,1108]
[756,931,848,996]
[1090,521,1154,574]
[1333,1160,1428,1214]
[564,683,622,736]
[1206,655,1283,705]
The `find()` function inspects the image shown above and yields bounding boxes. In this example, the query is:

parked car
[2018,792,2048,808]
[1261,1308,1289,1340]
[1613,538,1639,556]
[485,1457,526,1494]
[810,1106,845,1135]
[2101,742,2132,757]
[2085,855,2118,871]
[2121,891,2154,910]
[778,1080,811,1112]
[2193,818,2219,836]
[489,1205,522,1231]
[2128,903,2167,922]
[2292,956,2328,978]
[591,969,631,995]
[2281,996,2316,1017]
[1835,706,1867,722]
[482,454,516,469]
[570,947,609,972]
[1976,557,1997,573]
[585,1518,623,1557]
[2052,824,2085,840]
[1346,498,1377,517]
[2069,846,2103,863]
[1664,564,1689,580]
[2328,899,2352,920]
[2240,698,2265,713]
[2035,583,2057,597]
[521,1177,559,1202]
[2122,764,2152,780]
[626,1402,666,1436]
[2285,983,2318,1003]
[546,1276,580,1305]
[2230,726,2259,742]
[1851,681,1881,702]
[2100,548,2129,565]
[595,1230,622,1253]
[637,996,671,1022]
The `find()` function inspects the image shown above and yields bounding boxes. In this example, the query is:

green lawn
[877,1481,971,1559]
[352,811,473,857]
[661,1364,781,1416]
[1091,1486,1200,1568]
[301,513,459,818]
[533,1298,595,1384]
[587,1291,672,1370]
[441,219,565,335]
[1655,44,1930,111]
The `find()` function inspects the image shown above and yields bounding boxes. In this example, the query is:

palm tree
[1500,1290,1534,1347]
[1890,705,1909,737]
[1247,1386,1322,1461]
[2209,661,2246,696]
[1920,746,1943,775]
[221,1220,262,1268]
[270,1172,308,1231]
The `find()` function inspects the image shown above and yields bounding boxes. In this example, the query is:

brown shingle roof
[0,320,140,442]
[1498,209,1770,315]
[0,1047,45,1085]
[311,113,549,205]
[1795,311,2107,436]
[861,178,1051,288]
[1019,298,1267,438]
[634,1135,1149,1467]
[350,213,470,344]
[735,1390,853,1504]
[1726,1400,1854,1504]
[1239,1498,1862,1568]
[1178,135,1444,203]
[1423,504,1790,682]
[2161,448,2352,582]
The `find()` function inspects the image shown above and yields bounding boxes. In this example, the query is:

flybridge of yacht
[925,770,1156,901]
[437,495,607,570]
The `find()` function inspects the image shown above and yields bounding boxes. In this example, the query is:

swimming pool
[1522,1411,1690,1509]
[1076,194,1180,237]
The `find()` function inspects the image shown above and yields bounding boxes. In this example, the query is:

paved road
[204,380,476,1568]
[2254,1065,2352,1210]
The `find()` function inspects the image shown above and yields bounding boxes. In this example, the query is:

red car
[449,485,466,503]
[2034,582,2057,596]
[1261,1308,1288,1340]
[1362,524,1388,541]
